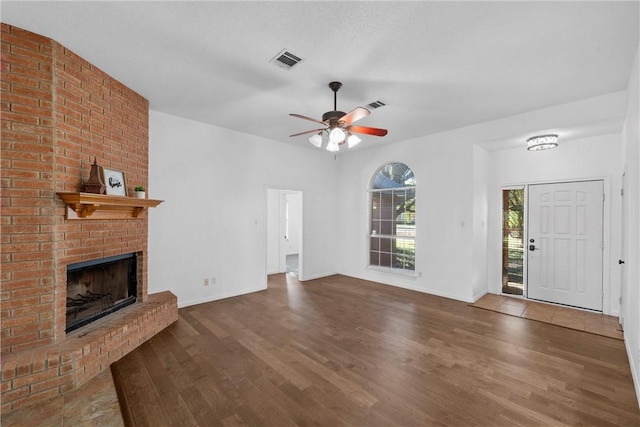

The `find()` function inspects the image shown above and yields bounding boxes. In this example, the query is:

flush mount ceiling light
[526,134,558,151]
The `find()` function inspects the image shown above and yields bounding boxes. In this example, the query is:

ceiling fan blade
[290,113,326,125]
[289,128,325,138]
[347,125,388,137]
[339,107,370,125]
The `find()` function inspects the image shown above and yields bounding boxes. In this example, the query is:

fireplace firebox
[66,253,137,333]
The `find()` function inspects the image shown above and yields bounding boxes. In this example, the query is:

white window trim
[367,166,416,275]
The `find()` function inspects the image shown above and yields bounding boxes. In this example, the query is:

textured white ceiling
[2,1,638,151]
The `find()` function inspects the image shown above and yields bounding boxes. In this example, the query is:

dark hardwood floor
[112,274,639,426]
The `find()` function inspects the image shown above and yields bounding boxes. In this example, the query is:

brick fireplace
[1,24,178,412]
[66,252,138,333]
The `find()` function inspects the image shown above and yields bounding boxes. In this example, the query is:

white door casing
[527,181,604,311]
[266,189,286,274]
[619,172,627,328]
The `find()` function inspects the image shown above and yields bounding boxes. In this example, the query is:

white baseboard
[473,289,488,303]
[298,271,338,281]
[341,272,473,303]
[624,337,640,410]
[414,285,474,303]
[177,285,267,308]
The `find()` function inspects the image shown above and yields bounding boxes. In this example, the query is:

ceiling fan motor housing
[322,110,347,123]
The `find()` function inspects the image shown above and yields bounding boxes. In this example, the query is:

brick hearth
[1,24,177,413]
[1,292,177,412]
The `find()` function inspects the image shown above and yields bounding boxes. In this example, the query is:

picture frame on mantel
[101,167,127,196]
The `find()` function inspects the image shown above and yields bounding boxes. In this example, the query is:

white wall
[148,96,629,314]
[334,93,628,304]
[487,133,623,315]
[336,132,477,302]
[148,111,338,307]
[621,46,640,407]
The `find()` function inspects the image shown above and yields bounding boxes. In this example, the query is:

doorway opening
[286,254,299,276]
[266,189,303,278]
[501,188,525,296]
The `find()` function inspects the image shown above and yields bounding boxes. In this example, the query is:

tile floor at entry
[1,369,124,427]
[472,293,623,340]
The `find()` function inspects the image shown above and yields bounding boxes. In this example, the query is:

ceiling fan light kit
[309,132,323,148]
[326,140,340,152]
[290,81,388,152]
[527,134,559,151]
[329,127,345,144]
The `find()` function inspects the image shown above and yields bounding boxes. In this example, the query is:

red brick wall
[1,23,149,354]
[0,24,174,414]
[51,35,149,343]
[1,24,57,353]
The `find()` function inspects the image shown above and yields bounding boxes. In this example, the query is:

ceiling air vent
[270,49,304,70]
[366,100,386,110]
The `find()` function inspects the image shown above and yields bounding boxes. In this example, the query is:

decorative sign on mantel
[101,167,128,196]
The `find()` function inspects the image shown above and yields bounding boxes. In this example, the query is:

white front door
[527,181,604,311]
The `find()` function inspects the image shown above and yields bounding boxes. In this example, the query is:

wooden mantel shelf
[57,192,163,220]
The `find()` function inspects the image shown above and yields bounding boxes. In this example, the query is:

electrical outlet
[212,277,216,285]
[204,278,209,286]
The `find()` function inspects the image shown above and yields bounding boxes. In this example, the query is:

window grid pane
[369,236,416,271]
[371,193,381,220]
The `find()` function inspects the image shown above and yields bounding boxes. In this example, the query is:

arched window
[369,163,416,272]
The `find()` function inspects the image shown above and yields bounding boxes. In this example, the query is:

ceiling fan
[289,82,388,152]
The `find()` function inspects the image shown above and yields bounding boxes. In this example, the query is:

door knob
[529,245,536,251]
[619,260,625,264]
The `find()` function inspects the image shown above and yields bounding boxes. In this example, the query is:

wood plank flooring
[112,274,640,426]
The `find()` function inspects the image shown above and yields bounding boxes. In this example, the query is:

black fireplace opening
[66,252,137,333]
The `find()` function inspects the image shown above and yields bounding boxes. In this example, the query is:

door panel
[527,181,603,311]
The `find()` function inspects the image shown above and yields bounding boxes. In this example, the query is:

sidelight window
[501,188,525,295]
